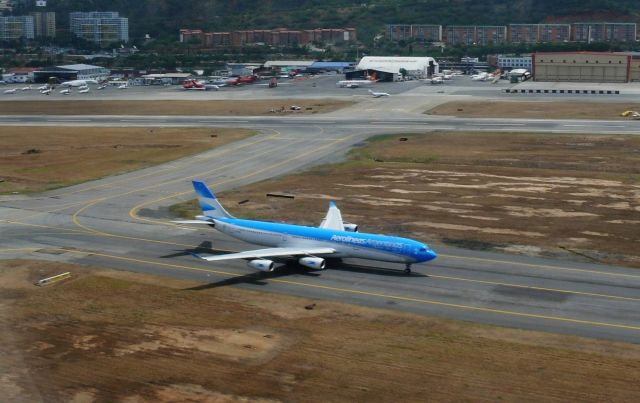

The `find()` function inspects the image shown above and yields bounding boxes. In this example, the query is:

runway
[0,114,639,134]
[2,114,640,344]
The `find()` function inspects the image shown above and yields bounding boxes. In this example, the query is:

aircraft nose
[424,249,437,262]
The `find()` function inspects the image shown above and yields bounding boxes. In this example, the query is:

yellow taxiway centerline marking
[4,247,638,332]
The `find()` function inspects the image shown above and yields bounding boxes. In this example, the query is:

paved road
[2,114,640,344]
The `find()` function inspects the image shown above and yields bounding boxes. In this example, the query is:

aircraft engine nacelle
[343,223,358,232]
[298,257,326,270]
[247,259,275,272]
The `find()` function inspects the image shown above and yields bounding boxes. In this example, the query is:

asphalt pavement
[2,82,640,343]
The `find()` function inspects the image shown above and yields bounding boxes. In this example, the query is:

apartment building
[386,24,442,42]
[180,27,356,48]
[573,22,636,42]
[509,24,571,43]
[31,11,56,38]
[70,11,129,46]
[0,16,35,41]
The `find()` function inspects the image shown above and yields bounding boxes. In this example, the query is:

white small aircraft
[368,89,390,98]
[429,76,444,85]
[21,85,32,91]
[117,83,128,89]
[60,88,71,95]
[175,181,437,274]
[337,79,375,88]
[4,88,17,94]
[78,87,90,94]
[37,85,49,91]
[61,79,98,87]
[471,72,490,81]
[97,85,107,90]
[40,88,52,95]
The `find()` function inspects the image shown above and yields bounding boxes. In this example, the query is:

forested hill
[15,0,640,42]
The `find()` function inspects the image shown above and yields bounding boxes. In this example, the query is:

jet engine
[343,223,358,232]
[298,257,326,270]
[247,259,275,272]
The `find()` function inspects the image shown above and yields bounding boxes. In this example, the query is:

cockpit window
[419,247,427,251]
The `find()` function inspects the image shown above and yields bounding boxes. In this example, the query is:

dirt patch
[171,131,640,267]
[427,100,640,120]
[3,259,640,402]
[0,126,252,193]
[0,99,351,116]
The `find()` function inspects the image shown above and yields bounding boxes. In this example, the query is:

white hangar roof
[356,56,437,73]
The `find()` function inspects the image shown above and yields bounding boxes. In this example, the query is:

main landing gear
[404,264,412,274]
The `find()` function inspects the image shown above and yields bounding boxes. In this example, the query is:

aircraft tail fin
[192,180,234,219]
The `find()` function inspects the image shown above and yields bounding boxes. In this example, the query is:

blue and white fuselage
[177,180,437,273]
[214,217,436,264]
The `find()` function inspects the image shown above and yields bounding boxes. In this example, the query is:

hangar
[533,52,631,83]
[33,63,110,84]
[353,56,438,80]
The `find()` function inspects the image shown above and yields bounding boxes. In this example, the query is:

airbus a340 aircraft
[175,181,437,273]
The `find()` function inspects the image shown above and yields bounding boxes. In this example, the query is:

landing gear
[404,264,412,274]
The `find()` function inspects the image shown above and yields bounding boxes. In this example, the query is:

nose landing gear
[404,264,412,274]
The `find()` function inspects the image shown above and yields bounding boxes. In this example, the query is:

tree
[399,68,407,78]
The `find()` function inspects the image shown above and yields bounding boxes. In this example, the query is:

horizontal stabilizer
[171,220,214,225]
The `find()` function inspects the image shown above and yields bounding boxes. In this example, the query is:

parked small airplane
[368,89,390,98]
[21,85,32,91]
[3,88,17,94]
[182,79,219,91]
[37,85,49,91]
[117,83,128,89]
[429,76,444,85]
[175,181,437,273]
[97,84,107,90]
[59,88,71,95]
[40,88,52,95]
[61,79,98,87]
[78,87,90,94]
[471,72,490,81]
[337,79,375,88]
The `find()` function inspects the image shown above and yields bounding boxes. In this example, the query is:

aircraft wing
[319,201,344,230]
[172,220,214,225]
[195,247,336,261]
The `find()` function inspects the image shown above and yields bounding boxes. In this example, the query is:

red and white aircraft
[182,79,219,91]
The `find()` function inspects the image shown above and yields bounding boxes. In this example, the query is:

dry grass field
[427,100,640,120]
[0,126,253,193]
[0,99,351,116]
[171,131,640,268]
[3,259,640,402]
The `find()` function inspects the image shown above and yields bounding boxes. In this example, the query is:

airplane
[175,180,437,274]
[117,83,128,89]
[61,79,98,87]
[182,79,219,91]
[40,88,52,95]
[3,88,16,94]
[368,89,390,98]
[59,88,71,95]
[337,79,375,88]
[37,85,49,91]
[21,85,32,91]
[97,84,107,90]
[429,76,444,85]
[78,87,90,94]
[471,72,490,81]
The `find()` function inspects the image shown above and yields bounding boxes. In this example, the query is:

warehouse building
[533,52,631,83]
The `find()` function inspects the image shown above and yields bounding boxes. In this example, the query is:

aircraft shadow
[160,241,215,258]
[185,261,321,291]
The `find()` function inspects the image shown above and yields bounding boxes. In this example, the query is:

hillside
[14,0,640,42]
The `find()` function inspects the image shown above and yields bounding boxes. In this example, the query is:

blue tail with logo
[192,180,234,219]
